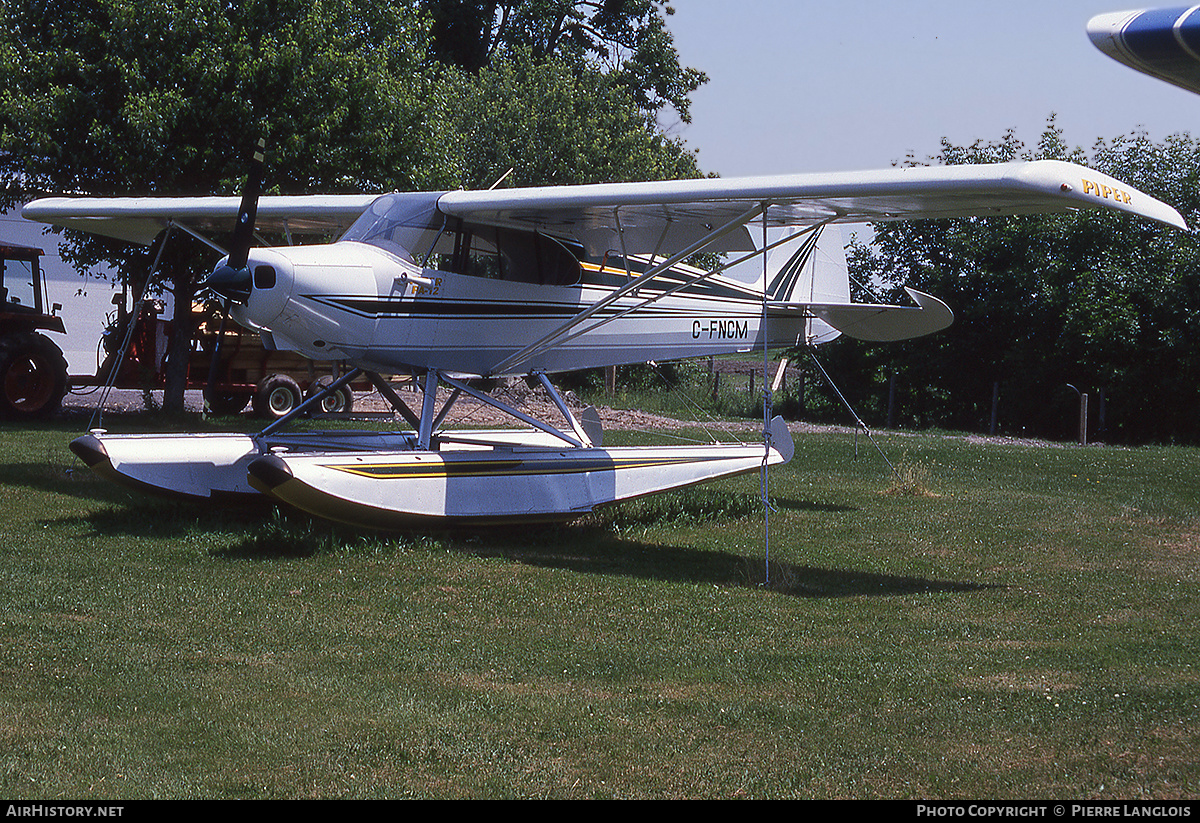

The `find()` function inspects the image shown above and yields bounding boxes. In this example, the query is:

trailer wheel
[0,332,68,420]
[253,374,302,419]
[305,376,354,415]
[203,388,251,416]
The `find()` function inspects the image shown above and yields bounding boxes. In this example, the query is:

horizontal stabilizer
[769,288,953,343]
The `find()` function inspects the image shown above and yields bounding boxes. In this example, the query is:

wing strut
[170,221,228,256]
[558,220,833,360]
[491,211,840,378]
[758,207,774,586]
[89,224,175,431]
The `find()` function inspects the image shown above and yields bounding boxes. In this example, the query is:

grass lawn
[0,414,1197,798]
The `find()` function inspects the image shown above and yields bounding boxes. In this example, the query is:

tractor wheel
[253,374,302,420]
[0,333,69,420]
[304,376,354,415]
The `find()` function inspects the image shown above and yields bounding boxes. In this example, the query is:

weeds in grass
[882,456,939,497]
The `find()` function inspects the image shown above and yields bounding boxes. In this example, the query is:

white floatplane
[25,158,1186,527]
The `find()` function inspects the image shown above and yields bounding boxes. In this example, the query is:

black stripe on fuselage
[325,452,744,480]
[301,268,771,320]
[304,288,769,321]
[303,297,769,321]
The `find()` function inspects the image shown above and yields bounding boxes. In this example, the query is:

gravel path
[58,381,1064,448]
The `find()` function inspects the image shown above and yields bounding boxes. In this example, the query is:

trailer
[74,297,366,419]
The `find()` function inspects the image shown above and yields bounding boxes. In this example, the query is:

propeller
[201,137,266,302]
[202,138,265,415]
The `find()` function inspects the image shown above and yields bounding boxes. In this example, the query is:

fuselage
[229,234,810,377]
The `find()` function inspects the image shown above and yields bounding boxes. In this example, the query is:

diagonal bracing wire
[806,347,898,478]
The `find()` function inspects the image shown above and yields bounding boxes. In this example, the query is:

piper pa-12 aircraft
[23,155,1187,527]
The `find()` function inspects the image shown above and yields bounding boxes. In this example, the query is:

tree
[421,0,706,123]
[1,0,708,415]
[0,0,436,412]
[831,118,1200,444]
[431,48,702,190]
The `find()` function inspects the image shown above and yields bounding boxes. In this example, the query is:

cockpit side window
[427,220,582,286]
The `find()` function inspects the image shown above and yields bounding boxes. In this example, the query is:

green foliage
[430,47,702,190]
[0,0,435,206]
[0,0,441,411]
[0,0,705,413]
[835,117,1200,444]
[421,0,707,122]
[559,358,706,392]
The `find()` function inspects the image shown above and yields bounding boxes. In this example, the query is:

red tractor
[0,242,69,419]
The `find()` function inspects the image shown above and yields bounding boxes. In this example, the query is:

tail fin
[766,225,849,344]
[766,224,850,304]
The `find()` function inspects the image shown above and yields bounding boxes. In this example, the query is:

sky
[665,0,1193,176]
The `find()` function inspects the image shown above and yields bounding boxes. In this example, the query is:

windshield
[339,192,446,263]
[0,255,41,313]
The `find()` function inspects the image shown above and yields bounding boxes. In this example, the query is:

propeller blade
[228,137,266,270]
[200,137,266,302]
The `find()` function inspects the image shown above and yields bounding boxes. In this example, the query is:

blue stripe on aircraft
[1176,7,1200,54]
[1119,6,1200,93]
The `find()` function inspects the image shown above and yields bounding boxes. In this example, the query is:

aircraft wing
[1088,7,1200,95]
[24,160,1185,252]
[437,160,1187,256]
[21,194,379,245]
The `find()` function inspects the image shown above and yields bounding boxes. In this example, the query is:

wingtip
[902,288,955,337]
[1085,9,1138,45]
[1017,161,1189,231]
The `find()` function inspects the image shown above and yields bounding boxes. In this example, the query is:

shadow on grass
[78,488,994,599]
[0,461,133,504]
[475,524,997,599]
[82,500,300,552]
[771,496,856,514]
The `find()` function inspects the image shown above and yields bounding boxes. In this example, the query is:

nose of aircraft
[202,256,253,302]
